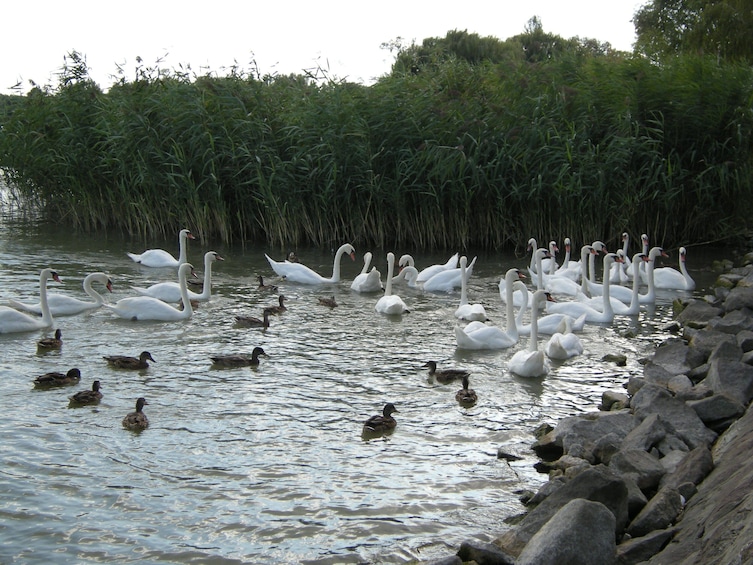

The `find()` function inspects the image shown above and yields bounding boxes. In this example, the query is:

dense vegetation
[1,7,752,251]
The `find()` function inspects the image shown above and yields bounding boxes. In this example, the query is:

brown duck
[103,351,155,370]
[69,380,103,406]
[122,397,149,431]
[257,275,278,293]
[33,368,82,388]
[210,346,267,367]
[318,296,338,308]
[422,361,470,384]
[455,374,478,406]
[235,309,271,329]
[362,403,398,435]
[264,295,287,315]
[37,328,63,350]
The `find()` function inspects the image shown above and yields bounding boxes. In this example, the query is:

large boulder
[516,499,617,565]
[702,358,753,405]
[627,486,684,537]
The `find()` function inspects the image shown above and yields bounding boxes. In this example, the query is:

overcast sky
[3,0,646,94]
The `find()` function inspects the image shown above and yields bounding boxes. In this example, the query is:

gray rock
[658,449,689,474]
[708,338,743,363]
[667,374,693,394]
[601,390,630,411]
[703,358,753,405]
[687,393,745,429]
[630,383,717,449]
[615,528,677,565]
[421,556,462,565]
[687,328,738,359]
[620,413,666,452]
[675,300,723,325]
[649,337,706,374]
[658,447,714,490]
[737,329,753,352]
[516,499,617,565]
[627,486,684,537]
[708,308,753,334]
[609,449,666,492]
[456,540,515,565]
[626,376,646,396]
[496,465,629,556]
[724,286,753,311]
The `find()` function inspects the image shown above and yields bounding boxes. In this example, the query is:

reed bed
[0,50,751,250]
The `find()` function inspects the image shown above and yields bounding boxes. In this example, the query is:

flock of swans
[1,228,697,384]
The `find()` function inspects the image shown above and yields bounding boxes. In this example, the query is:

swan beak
[216,254,225,261]
[106,280,114,292]
[52,273,62,283]
[349,252,356,261]
[187,232,196,240]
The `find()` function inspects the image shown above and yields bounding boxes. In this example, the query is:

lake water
[0,209,723,564]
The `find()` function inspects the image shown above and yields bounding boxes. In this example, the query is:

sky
[3,0,646,95]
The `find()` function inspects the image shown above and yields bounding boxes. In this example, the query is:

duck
[422,360,470,384]
[318,296,338,308]
[257,275,278,293]
[69,381,103,406]
[350,252,383,293]
[103,263,196,321]
[235,309,271,328]
[210,346,267,367]
[456,269,524,350]
[422,256,476,293]
[414,252,459,283]
[265,243,355,284]
[33,368,81,388]
[103,351,155,370]
[375,252,409,315]
[287,251,299,263]
[455,374,478,406]
[544,316,584,360]
[37,328,63,350]
[652,246,696,290]
[454,256,488,321]
[0,268,62,334]
[508,290,552,378]
[122,397,149,431]
[132,251,223,303]
[127,228,195,268]
[9,272,113,316]
[264,295,287,315]
[362,403,398,434]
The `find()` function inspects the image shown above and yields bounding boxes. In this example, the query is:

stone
[615,528,677,565]
[703,358,753,405]
[687,393,745,429]
[737,330,753,352]
[516,499,617,565]
[620,413,666,452]
[609,449,666,492]
[456,540,515,565]
[648,337,705,375]
[627,486,684,537]
[687,328,738,359]
[422,556,462,565]
[708,308,753,334]
[674,300,723,325]
[658,447,714,490]
[724,286,753,311]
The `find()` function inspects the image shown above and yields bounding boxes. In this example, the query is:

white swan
[528,247,554,290]
[545,316,584,360]
[652,246,696,290]
[422,256,476,293]
[546,253,622,323]
[527,238,558,275]
[499,268,530,308]
[103,263,195,321]
[580,252,649,315]
[455,269,523,350]
[391,265,419,288]
[553,238,581,281]
[0,268,61,333]
[508,290,552,378]
[132,251,223,303]
[608,233,630,283]
[627,233,650,281]
[375,252,409,315]
[454,256,488,321]
[265,243,355,284]
[127,228,195,268]
[8,272,112,316]
[415,252,459,283]
[350,252,383,293]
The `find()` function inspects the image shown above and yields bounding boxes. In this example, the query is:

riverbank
[421,249,753,564]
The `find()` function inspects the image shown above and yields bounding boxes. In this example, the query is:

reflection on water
[0,215,722,564]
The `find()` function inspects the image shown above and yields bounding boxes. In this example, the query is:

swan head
[41,268,62,284]
[398,254,414,268]
[679,247,687,261]
[343,244,356,261]
[548,241,558,254]
[633,253,649,266]
[641,234,649,245]
[527,237,537,251]
[592,241,608,254]
[648,247,669,261]
[564,237,571,251]
[208,251,224,262]
[180,229,196,241]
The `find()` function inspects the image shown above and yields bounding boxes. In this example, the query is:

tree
[634,0,753,63]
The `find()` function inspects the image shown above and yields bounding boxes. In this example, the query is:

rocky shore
[423,250,753,565]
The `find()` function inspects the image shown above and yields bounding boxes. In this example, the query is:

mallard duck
[103,351,155,370]
[33,368,81,388]
[363,403,398,434]
[257,275,278,293]
[287,251,299,263]
[37,328,63,350]
[69,381,103,406]
[455,374,478,406]
[318,296,338,308]
[122,397,149,430]
[210,346,267,367]
[235,309,271,328]
[264,295,287,315]
[422,361,470,384]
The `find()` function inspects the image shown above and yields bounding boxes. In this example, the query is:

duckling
[122,397,149,431]
[455,374,478,406]
[362,403,398,434]
[318,296,338,308]
[422,361,470,384]
[33,368,82,388]
[257,275,278,293]
[210,346,267,367]
[37,328,63,350]
[234,309,271,328]
[69,380,103,406]
[264,295,287,315]
[103,351,155,370]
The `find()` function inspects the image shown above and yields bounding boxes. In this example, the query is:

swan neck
[384,254,394,296]
[84,274,105,305]
[179,266,193,317]
[39,271,54,326]
[330,245,349,282]
[178,232,188,264]
[198,255,214,299]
